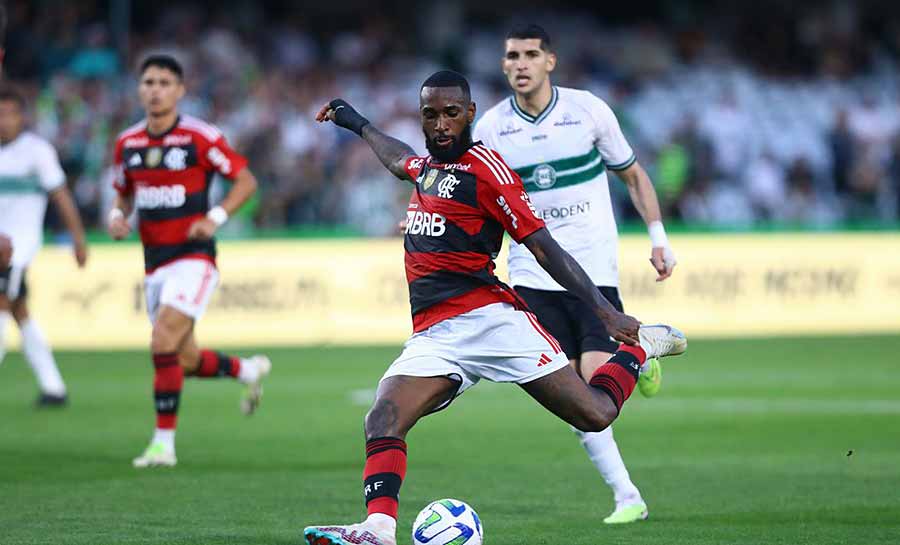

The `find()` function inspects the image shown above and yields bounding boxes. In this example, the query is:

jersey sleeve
[403,156,427,180]
[473,147,545,242]
[33,139,66,192]
[112,138,132,196]
[588,93,636,171]
[199,132,249,180]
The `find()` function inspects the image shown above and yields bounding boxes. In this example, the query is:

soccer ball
[412,498,483,545]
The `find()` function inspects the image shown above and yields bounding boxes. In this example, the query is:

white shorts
[144,258,219,323]
[382,302,569,411]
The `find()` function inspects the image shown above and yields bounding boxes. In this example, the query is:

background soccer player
[303,70,685,545]
[0,87,87,407]
[107,55,271,468]
[473,24,678,524]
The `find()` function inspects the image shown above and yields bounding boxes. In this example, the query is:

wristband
[107,208,125,226]
[648,221,668,248]
[207,205,228,227]
[329,99,370,136]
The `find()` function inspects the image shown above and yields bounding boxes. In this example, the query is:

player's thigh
[151,305,195,353]
[367,375,459,440]
[519,364,616,433]
[515,286,579,359]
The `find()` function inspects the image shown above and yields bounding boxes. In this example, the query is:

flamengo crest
[437,173,461,199]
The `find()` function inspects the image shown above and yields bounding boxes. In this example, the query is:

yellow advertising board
[10,233,900,349]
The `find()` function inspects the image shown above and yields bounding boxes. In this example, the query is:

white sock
[366,513,396,534]
[237,358,259,384]
[0,311,8,364]
[20,319,66,396]
[152,428,175,451]
[573,426,643,507]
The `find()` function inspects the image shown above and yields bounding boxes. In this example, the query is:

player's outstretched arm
[315,99,416,182]
[614,161,676,281]
[522,227,640,345]
[49,186,88,267]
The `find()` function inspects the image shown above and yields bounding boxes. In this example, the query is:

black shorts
[0,266,28,301]
[516,285,623,359]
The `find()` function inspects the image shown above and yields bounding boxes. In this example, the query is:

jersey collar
[145,115,181,140]
[510,86,558,125]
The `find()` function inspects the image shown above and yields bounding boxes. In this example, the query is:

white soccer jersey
[474,86,635,290]
[0,131,66,267]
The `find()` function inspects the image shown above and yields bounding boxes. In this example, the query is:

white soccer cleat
[303,521,397,545]
[638,324,687,359]
[240,354,271,416]
[132,442,177,468]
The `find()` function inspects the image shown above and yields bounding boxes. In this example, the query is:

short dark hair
[421,70,471,103]
[139,54,184,80]
[506,23,552,51]
[0,87,25,109]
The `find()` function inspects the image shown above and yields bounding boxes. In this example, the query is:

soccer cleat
[240,354,271,416]
[638,358,662,398]
[35,393,68,408]
[603,501,649,524]
[132,442,177,468]
[638,324,687,360]
[303,522,396,545]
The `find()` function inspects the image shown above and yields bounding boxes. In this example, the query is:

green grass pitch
[1,336,899,544]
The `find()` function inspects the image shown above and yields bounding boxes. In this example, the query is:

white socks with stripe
[573,426,643,507]
[20,319,66,396]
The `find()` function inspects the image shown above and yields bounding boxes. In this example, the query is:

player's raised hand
[315,99,370,136]
[187,217,217,241]
[650,245,676,282]
[603,311,642,346]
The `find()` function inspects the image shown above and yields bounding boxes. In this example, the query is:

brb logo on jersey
[135,185,187,209]
[405,211,446,236]
[533,164,557,189]
[437,173,461,199]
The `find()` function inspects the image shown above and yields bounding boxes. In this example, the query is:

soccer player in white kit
[0,87,88,406]
[474,24,677,524]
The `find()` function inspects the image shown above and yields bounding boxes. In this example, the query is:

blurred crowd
[4,0,900,235]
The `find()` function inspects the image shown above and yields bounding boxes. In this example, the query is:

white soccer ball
[412,498,483,545]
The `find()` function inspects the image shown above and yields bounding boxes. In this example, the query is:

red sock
[588,344,646,413]
[195,349,241,378]
[153,353,183,429]
[363,437,407,520]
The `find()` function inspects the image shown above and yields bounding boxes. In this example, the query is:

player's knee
[150,323,180,353]
[364,400,407,440]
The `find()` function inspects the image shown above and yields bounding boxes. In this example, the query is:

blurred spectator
[3,0,900,234]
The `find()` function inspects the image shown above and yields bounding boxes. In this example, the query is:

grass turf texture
[1,336,898,545]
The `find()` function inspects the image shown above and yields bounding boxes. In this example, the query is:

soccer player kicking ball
[107,55,271,468]
[473,24,677,524]
[0,88,88,407]
[304,70,686,545]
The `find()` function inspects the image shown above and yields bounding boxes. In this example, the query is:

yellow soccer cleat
[638,358,662,398]
[603,501,649,524]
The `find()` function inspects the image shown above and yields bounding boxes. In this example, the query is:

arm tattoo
[523,229,617,319]
[361,124,417,182]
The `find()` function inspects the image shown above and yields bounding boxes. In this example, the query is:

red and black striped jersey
[403,143,545,332]
[112,115,247,273]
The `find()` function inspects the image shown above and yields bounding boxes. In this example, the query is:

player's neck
[515,81,554,117]
[146,110,179,137]
[0,130,20,145]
